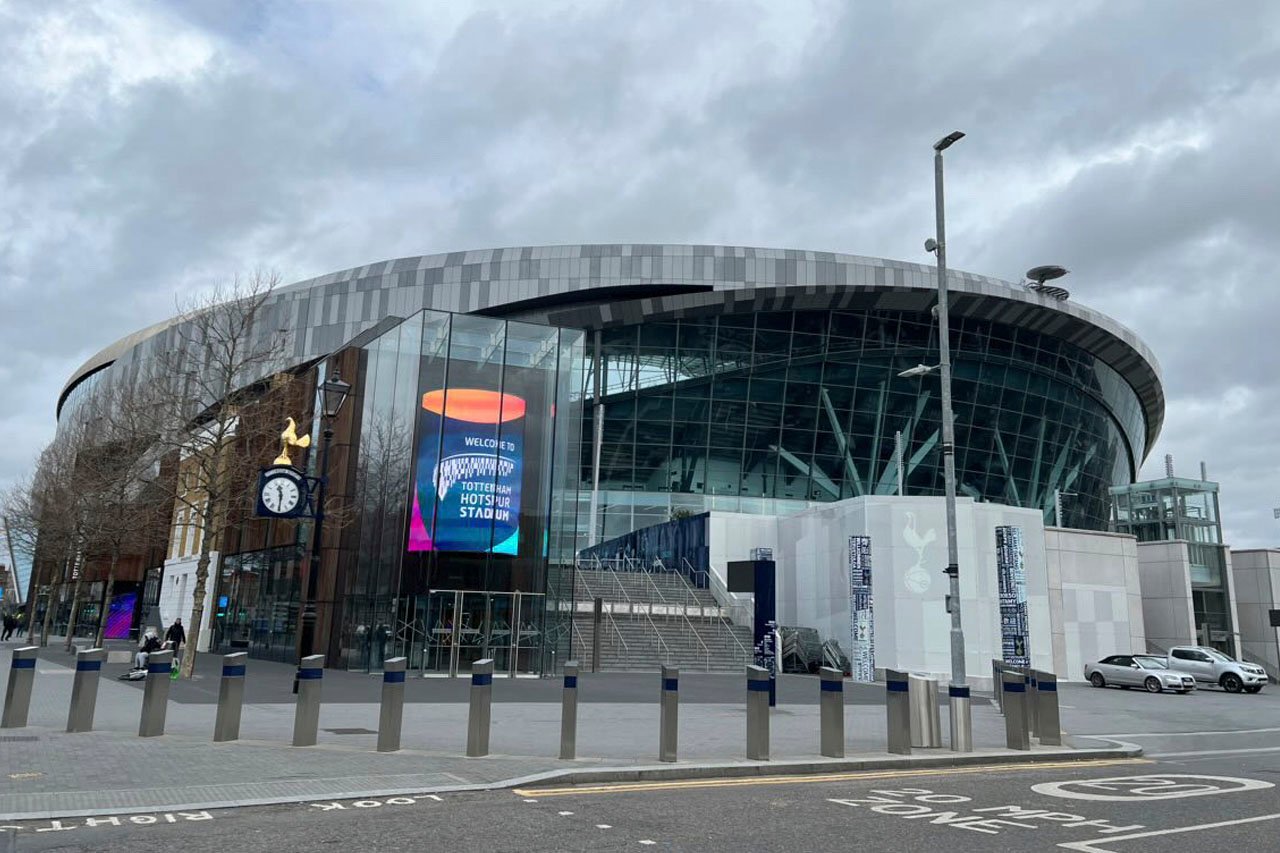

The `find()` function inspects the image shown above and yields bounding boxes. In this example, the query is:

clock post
[253,372,351,693]
[295,423,329,694]
[293,370,352,693]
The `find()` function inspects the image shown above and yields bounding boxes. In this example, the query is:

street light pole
[293,368,350,694]
[932,130,972,752]
[294,422,331,692]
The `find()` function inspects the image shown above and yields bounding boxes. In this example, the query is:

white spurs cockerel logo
[902,511,936,593]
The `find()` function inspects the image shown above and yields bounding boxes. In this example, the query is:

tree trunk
[23,563,41,643]
[40,585,55,646]
[64,576,84,652]
[94,550,119,648]
[182,525,216,678]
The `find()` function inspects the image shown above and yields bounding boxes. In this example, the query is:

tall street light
[931,129,971,752]
[294,367,351,693]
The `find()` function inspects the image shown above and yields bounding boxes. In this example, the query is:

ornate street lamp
[294,367,351,693]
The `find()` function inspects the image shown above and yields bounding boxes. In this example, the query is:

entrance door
[417,589,544,676]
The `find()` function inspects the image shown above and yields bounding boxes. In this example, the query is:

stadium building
[51,245,1165,680]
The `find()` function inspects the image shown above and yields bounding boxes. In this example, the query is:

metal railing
[575,557,754,671]
[643,559,711,670]
[680,558,751,666]
[573,563,631,665]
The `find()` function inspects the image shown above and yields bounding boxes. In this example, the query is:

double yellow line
[513,757,1148,797]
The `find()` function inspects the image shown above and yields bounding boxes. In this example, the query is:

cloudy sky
[1,1,1277,546]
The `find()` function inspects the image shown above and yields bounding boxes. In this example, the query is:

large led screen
[408,388,525,554]
[104,591,137,640]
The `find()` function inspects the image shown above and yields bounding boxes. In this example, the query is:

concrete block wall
[1136,541,1196,652]
[1044,527,1143,680]
[1230,549,1280,679]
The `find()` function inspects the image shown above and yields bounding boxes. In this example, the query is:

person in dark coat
[165,618,187,666]
[135,630,162,669]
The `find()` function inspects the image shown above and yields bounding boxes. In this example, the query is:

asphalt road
[8,681,1280,852]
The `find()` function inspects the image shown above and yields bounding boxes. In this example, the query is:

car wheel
[1144,677,1162,693]
[1245,686,1262,694]
[1089,672,1106,688]
[1222,673,1243,693]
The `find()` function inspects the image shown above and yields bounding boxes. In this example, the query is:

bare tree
[0,425,92,647]
[78,379,171,648]
[145,271,288,677]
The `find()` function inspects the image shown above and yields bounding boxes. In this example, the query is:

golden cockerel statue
[274,417,312,466]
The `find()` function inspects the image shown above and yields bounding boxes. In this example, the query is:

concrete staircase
[569,565,754,673]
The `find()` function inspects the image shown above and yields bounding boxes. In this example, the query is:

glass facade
[583,308,1146,536]
[1111,476,1232,650]
[335,309,584,673]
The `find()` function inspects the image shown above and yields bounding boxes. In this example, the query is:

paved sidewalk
[0,639,1132,820]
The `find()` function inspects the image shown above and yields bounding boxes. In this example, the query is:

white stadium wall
[707,495,1146,683]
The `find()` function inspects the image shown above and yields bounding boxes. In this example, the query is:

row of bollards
[993,660,1061,749]
[3,645,1061,761]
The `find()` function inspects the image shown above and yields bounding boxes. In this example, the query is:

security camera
[924,238,938,253]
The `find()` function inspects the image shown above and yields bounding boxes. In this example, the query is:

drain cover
[322,728,377,735]
[0,736,37,743]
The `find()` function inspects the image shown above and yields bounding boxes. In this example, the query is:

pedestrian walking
[1,612,14,641]
[165,618,187,669]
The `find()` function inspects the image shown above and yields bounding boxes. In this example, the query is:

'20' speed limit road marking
[1031,774,1273,802]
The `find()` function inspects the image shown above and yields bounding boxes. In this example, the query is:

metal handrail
[649,558,711,670]
[642,609,674,665]
[573,561,630,665]
[695,557,754,626]
[681,558,751,664]
[654,558,697,612]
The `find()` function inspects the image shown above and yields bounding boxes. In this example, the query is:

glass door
[417,589,544,676]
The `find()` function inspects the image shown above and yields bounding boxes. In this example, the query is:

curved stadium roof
[59,244,1164,453]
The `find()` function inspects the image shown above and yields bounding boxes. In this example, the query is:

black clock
[256,465,309,518]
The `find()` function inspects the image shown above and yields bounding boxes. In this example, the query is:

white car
[1166,646,1267,694]
[1084,654,1196,694]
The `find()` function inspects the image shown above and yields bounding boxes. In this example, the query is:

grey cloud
[1,0,1278,547]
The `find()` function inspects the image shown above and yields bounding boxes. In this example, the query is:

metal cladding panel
[58,243,1164,450]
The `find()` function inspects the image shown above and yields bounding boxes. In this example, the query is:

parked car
[1165,646,1267,694]
[1084,654,1196,693]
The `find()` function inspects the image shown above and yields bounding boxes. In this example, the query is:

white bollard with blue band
[1034,669,1061,746]
[659,665,678,763]
[948,682,971,752]
[138,650,173,737]
[1001,669,1030,750]
[67,647,106,733]
[1026,668,1040,738]
[885,669,912,755]
[466,658,494,757]
[378,656,407,753]
[292,654,324,747]
[214,652,247,743]
[819,666,845,758]
[2,646,38,728]
[560,661,579,760]
[746,665,770,761]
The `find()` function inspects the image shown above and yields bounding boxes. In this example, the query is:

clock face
[262,476,302,514]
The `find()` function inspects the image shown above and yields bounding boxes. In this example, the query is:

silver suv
[1166,646,1267,694]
